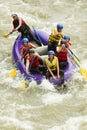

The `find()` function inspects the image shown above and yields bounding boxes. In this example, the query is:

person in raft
[56,39,68,72]
[48,24,64,52]
[19,38,36,64]
[25,49,46,75]
[45,50,64,85]
[63,35,71,49]
[11,14,42,46]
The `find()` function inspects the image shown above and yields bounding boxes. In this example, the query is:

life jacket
[20,45,33,59]
[48,33,63,43]
[28,56,40,67]
[13,18,25,31]
[57,49,67,62]
[45,56,57,71]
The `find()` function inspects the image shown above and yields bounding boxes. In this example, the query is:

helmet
[60,39,66,45]
[57,24,63,30]
[11,14,17,17]
[22,38,29,43]
[48,50,55,55]
[63,35,70,40]
[29,49,35,53]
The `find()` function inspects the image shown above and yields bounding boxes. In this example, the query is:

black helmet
[60,39,66,45]
[29,49,35,53]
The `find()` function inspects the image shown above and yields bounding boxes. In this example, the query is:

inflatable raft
[12,30,75,85]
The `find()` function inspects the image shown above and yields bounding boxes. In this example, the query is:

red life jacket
[20,45,33,59]
[13,18,25,31]
[28,56,40,67]
[57,49,67,62]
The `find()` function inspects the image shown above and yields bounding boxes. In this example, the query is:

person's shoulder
[20,45,25,49]
[45,57,48,62]
[54,56,57,59]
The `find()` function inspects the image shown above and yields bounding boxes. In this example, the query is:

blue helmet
[63,35,70,40]
[22,38,29,43]
[48,50,55,55]
[57,24,63,30]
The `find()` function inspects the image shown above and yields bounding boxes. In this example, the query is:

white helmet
[11,14,17,17]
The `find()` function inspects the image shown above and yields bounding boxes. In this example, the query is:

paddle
[9,48,29,78]
[67,48,87,80]
[18,55,35,90]
[3,31,13,38]
[9,63,19,78]
[68,48,80,64]
[32,26,43,46]
[18,74,36,91]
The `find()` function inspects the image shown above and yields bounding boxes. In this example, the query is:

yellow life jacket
[45,56,57,71]
[48,32,63,43]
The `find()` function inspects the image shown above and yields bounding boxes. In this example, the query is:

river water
[0,0,87,130]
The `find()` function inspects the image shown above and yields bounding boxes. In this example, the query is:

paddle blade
[80,68,87,80]
[18,81,27,91]
[21,81,26,88]
[3,34,9,38]
[9,68,17,78]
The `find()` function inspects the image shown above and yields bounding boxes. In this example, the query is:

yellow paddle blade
[21,81,26,88]
[80,68,87,80]
[18,81,27,91]
[3,34,9,38]
[9,68,17,78]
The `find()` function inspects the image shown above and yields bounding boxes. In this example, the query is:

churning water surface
[0,0,87,130]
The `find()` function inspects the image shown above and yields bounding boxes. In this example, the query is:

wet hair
[29,49,35,54]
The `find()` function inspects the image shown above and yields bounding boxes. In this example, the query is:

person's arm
[35,52,42,59]
[19,48,23,61]
[66,42,72,49]
[56,58,60,79]
[56,45,62,52]
[29,43,36,49]
[26,59,30,74]
[45,60,56,79]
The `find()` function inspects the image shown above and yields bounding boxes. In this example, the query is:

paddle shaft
[67,49,80,67]
[68,48,80,63]
[7,31,14,36]
[67,48,87,80]
[8,31,13,35]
